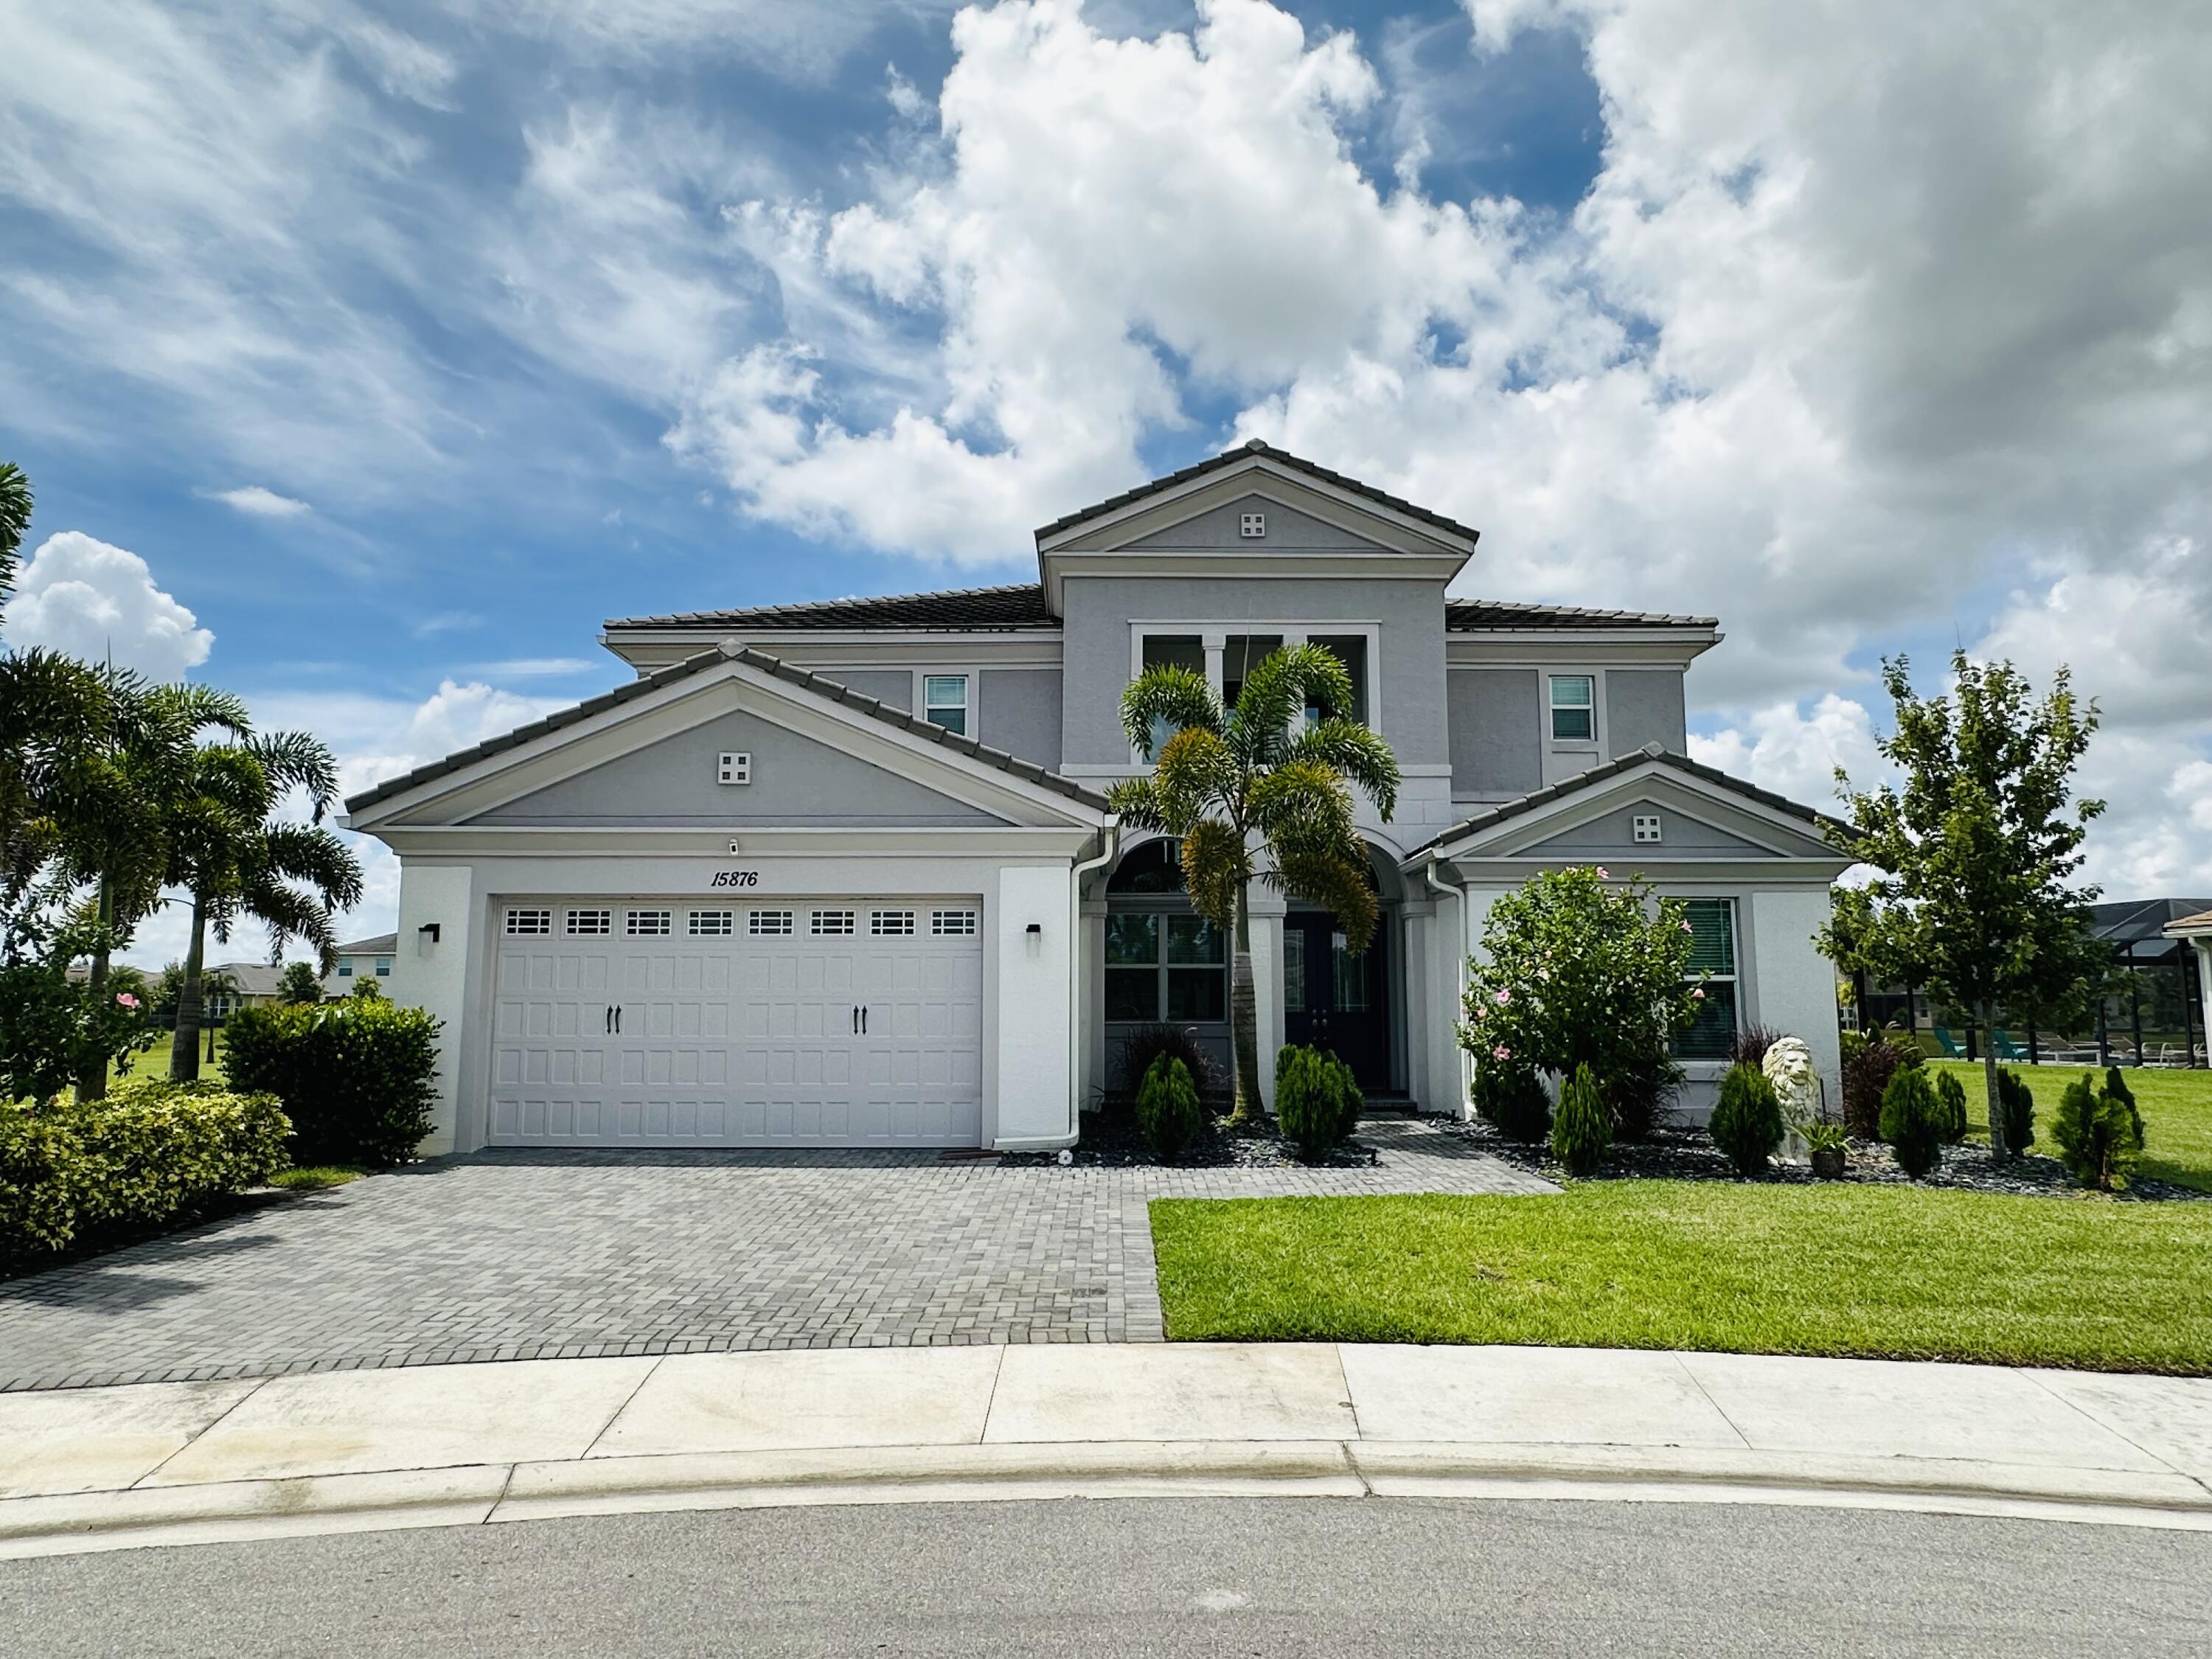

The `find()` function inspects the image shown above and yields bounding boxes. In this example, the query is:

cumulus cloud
[1,531,214,679]
[207,484,312,518]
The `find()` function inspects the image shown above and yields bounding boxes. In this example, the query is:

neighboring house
[199,962,288,1020]
[324,934,398,998]
[2163,908,2212,1068]
[344,441,1851,1155]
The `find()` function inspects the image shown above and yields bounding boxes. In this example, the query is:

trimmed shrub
[1708,1062,1786,1178]
[223,1000,439,1166]
[2103,1066,2144,1151]
[1549,1063,1613,1177]
[1111,1023,1222,1114]
[1930,1071,1969,1144]
[1334,1054,1364,1144]
[1879,1066,1944,1179]
[1135,1054,1203,1162]
[2053,1073,2140,1192]
[1474,1061,1551,1144]
[1842,1037,1920,1139]
[1275,1046,1365,1161]
[1994,1068,2036,1153]
[2,1085,290,1270]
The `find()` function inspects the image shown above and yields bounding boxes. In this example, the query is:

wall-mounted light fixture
[417,922,441,956]
[1025,922,1043,959]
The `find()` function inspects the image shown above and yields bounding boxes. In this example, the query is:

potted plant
[1801,1118,1849,1179]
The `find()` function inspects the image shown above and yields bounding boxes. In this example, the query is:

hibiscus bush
[1459,866,1706,1133]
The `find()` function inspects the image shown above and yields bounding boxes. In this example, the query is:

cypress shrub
[1475,1061,1551,1144]
[1708,1062,1785,1178]
[2053,1073,2140,1192]
[224,1001,439,1167]
[2102,1066,2144,1151]
[1330,1053,1363,1145]
[1879,1067,1943,1179]
[1930,1070,1969,1144]
[1549,1062,1612,1177]
[1135,1054,1202,1163]
[1275,1046,1336,1161]
[1994,1068,2036,1153]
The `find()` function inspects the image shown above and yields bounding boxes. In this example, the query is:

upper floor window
[374,956,392,977]
[338,959,354,977]
[1222,636,1283,711]
[1139,636,1204,759]
[1307,636,1368,726]
[1549,675,1595,742]
[923,675,969,737]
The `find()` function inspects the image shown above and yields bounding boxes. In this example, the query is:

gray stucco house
[344,442,1850,1154]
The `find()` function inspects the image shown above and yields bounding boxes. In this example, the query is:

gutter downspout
[1421,851,1469,1118]
[1067,822,1121,1142]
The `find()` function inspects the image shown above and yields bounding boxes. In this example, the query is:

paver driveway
[0,1120,1549,1391]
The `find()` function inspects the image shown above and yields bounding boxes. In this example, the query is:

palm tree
[167,729,363,1082]
[0,460,30,608]
[1108,644,1399,1126]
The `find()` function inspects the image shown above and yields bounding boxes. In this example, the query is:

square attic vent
[1632,813,1662,844]
[718,751,751,786]
[1239,511,1266,538]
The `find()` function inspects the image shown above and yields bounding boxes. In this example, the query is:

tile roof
[2160,906,2212,936]
[1413,742,1854,856]
[1444,598,1718,631]
[344,645,1111,818]
[606,582,1057,633]
[336,933,398,955]
[1034,438,1481,544]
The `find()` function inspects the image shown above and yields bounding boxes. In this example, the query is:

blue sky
[3,0,2208,961]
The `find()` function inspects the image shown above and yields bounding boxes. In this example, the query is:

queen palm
[167,729,364,1082]
[1109,644,1399,1126]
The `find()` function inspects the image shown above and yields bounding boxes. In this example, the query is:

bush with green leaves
[1549,1063,1613,1177]
[1275,1045,1362,1161]
[223,999,439,1166]
[1135,1053,1203,1162]
[2052,1072,2142,1192]
[0,911,154,1105]
[1994,1068,2036,1153]
[1878,1066,1944,1179]
[1930,1070,1969,1144]
[1472,1060,1551,1144]
[3,1084,289,1268]
[1708,1062,1785,1178]
[1111,1023,1222,1113]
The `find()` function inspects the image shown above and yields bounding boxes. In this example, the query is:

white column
[1251,905,1284,1111]
[2195,939,2212,1067]
[390,861,473,1157]
[995,863,1076,1149]
[1079,901,1107,1109]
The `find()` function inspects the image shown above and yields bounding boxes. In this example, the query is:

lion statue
[1761,1036,1822,1162]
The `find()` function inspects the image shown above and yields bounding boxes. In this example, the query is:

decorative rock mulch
[1441,1117,2211,1202]
[996,1107,1382,1169]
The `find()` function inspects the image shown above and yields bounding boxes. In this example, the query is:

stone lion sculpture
[1762,1036,1823,1161]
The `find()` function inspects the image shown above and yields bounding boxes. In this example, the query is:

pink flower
[115,992,139,1009]
[1536,968,1550,981]
[1493,989,1512,1006]
[1595,866,1611,880]
[1691,987,1706,1001]
[1680,920,1694,933]
[1492,1045,1511,1061]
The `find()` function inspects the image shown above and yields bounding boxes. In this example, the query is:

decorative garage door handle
[849,1006,870,1034]
[605,1006,611,1034]
[605,1005,622,1034]
[615,1006,622,1034]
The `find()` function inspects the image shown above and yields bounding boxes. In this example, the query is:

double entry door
[1281,912,1391,1093]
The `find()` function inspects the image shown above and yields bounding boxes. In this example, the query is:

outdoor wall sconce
[417,922,442,953]
[1026,922,1043,958]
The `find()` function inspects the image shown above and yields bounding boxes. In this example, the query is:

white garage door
[488,899,984,1147]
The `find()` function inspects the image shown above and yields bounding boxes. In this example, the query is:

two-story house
[345,442,1850,1155]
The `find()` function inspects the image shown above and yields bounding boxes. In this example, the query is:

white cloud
[1,531,213,679]
[207,484,312,518]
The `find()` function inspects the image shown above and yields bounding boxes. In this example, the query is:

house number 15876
[709,869,759,888]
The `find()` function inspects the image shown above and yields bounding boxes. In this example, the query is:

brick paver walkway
[0,1119,1550,1392]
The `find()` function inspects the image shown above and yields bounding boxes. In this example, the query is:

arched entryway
[1099,836,1232,1093]
[1281,841,1406,1096]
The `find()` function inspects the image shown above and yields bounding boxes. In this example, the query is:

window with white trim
[922,675,969,737]
[1633,814,1663,844]
[931,908,978,936]
[626,908,672,936]
[374,957,392,977]
[749,910,794,936]
[566,908,612,936]
[717,751,751,785]
[1549,675,1595,742]
[812,908,856,936]
[505,908,553,936]
[1104,913,1227,1023]
[338,959,354,977]
[1672,898,1739,1060]
[870,909,915,936]
[689,909,734,936]
[1239,511,1266,538]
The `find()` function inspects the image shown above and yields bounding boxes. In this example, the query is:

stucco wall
[1059,574,1449,768]
[1447,668,1542,799]
[466,709,1005,828]
[827,669,913,710]
[979,668,1063,770]
[995,863,1077,1147]
[1605,669,1687,755]
[1123,493,1389,550]
[1520,802,1779,862]
[388,863,474,1156]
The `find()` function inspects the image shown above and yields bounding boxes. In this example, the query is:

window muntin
[812,908,856,936]
[1164,916,1228,1021]
[749,910,794,936]
[689,909,734,936]
[931,909,978,936]
[870,909,916,936]
[1105,914,1161,1021]
[566,908,612,936]
[505,908,553,936]
[922,675,969,737]
[1673,898,1740,1060]
[1104,911,1227,1023]
[626,909,672,936]
[1550,675,1596,742]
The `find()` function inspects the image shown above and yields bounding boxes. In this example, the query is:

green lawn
[114,1030,228,1086]
[267,1166,364,1192]
[1151,1184,2212,1374]
[1926,1059,2212,1192]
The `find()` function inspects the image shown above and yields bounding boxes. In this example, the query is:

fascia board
[371,825,1105,860]
[1443,633,1720,668]
[1433,765,1846,863]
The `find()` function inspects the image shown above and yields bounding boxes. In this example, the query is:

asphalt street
[6,1496,2209,1657]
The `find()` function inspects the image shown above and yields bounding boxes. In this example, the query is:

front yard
[1152,1181,2212,1374]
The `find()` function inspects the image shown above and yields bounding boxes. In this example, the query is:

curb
[7,1439,2211,1559]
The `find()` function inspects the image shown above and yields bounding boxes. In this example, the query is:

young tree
[1110,645,1399,1125]
[1821,652,2107,1161]
[278,961,324,1004]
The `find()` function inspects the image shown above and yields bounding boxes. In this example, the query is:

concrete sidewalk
[4,1344,2211,1558]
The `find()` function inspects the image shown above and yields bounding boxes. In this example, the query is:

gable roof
[2167,908,2212,938]
[335,933,398,956]
[1413,742,1855,857]
[1034,439,1481,545]
[344,645,1111,818]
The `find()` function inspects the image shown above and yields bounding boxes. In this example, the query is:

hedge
[223,999,440,1166]
[3,1083,290,1268]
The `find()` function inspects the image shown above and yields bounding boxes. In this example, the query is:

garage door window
[813,909,856,936]
[932,909,977,936]
[506,908,552,936]
[567,908,611,935]
[871,909,916,936]
[689,909,734,936]
[749,910,794,936]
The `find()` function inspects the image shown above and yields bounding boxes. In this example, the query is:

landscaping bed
[1441,1116,2212,1203]
[1150,1184,2212,1373]
[998,1105,1381,1169]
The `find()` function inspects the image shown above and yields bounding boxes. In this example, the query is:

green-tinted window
[923,675,969,736]
[1550,674,1595,741]
[1673,898,1739,1060]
